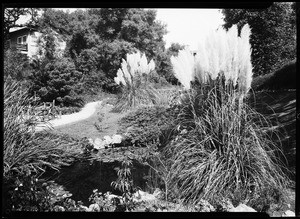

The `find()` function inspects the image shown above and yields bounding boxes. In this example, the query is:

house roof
[9,26,39,33]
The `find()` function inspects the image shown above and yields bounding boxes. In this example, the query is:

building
[7,26,66,60]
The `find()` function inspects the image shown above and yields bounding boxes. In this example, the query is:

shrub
[251,60,296,91]
[118,105,177,148]
[28,57,84,107]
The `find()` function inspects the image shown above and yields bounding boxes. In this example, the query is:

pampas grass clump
[164,24,289,208]
[113,51,160,112]
[171,24,253,97]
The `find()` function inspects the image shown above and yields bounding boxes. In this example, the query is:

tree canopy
[222,2,296,76]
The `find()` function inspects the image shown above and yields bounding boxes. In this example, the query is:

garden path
[46,99,129,140]
[35,101,102,132]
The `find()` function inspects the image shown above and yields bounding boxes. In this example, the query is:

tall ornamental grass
[113,51,160,112]
[4,79,79,180]
[165,24,289,207]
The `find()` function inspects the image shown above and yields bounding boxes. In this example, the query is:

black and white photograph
[3,3,297,217]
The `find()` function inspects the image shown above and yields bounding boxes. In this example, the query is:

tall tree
[222,2,296,76]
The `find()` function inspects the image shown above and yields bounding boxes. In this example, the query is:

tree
[36,8,168,92]
[28,57,84,107]
[4,8,40,41]
[222,2,296,76]
[155,43,186,84]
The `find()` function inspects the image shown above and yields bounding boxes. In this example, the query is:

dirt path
[35,101,102,132]
[50,99,129,140]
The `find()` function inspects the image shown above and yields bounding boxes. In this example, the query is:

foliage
[35,26,67,61]
[88,190,117,212]
[38,8,168,93]
[156,43,185,84]
[164,21,290,208]
[28,57,84,107]
[3,79,84,213]
[111,158,136,211]
[118,105,177,148]
[251,60,296,91]
[162,80,289,206]
[3,175,52,212]
[222,2,296,76]
[4,48,33,81]
[113,51,160,111]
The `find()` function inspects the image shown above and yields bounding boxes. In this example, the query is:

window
[17,35,27,44]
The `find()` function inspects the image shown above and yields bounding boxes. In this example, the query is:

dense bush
[222,3,296,77]
[28,57,85,107]
[118,105,177,148]
[251,60,296,91]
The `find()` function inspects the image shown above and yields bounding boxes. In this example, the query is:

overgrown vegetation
[118,105,177,148]
[3,79,84,212]
[3,6,295,214]
[141,23,290,211]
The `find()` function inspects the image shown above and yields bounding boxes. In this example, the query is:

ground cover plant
[155,24,290,210]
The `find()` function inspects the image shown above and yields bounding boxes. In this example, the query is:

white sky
[15,8,225,50]
[155,9,225,50]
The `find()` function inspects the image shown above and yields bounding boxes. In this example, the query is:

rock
[229,204,256,212]
[111,134,123,144]
[133,190,156,202]
[94,138,105,150]
[88,138,94,145]
[283,210,295,217]
[153,188,163,199]
[106,194,121,201]
[88,203,100,212]
[195,199,215,212]
[79,205,89,211]
[103,135,112,145]
[217,198,234,212]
